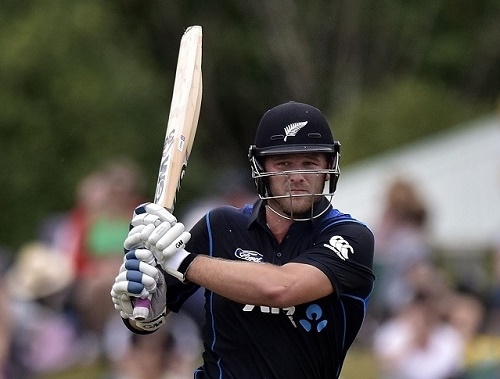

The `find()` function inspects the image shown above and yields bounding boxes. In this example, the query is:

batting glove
[110,248,167,332]
[124,202,178,252]
[125,202,196,282]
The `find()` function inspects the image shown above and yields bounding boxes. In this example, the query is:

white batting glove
[145,221,194,282]
[125,202,196,282]
[110,248,167,331]
[124,203,178,252]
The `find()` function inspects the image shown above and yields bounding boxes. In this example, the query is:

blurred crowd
[1,158,500,379]
[0,158,255,379]
[363,178,500,379]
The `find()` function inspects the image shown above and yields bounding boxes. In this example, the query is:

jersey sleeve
[292,221,375,298]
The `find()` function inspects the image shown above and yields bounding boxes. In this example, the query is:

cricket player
[111,101,375,378]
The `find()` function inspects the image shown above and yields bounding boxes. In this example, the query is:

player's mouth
[288,189,310,196]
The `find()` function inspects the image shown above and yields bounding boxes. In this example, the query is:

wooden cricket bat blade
[133,26,202,321]
[154,25,202,211]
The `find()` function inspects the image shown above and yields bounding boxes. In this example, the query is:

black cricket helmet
[248,101,341,200]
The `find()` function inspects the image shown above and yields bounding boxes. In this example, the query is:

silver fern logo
[284,121,308,141]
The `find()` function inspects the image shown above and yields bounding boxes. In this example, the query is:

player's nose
[287,171,306,182]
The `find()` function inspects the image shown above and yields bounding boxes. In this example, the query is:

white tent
[332,115,500,253]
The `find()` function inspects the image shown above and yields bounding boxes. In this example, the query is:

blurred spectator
[446,290,500,378]
[451,222,500,378]
[39,157,144,277]
[5,242,80,378]
[0,246,13,379]
[487,233,500,335]
[373,289,465,379]
[104,311,200,379]
[182,166,257,230]
[71,159,144,341]
[30,161,253,376]
[370,177,433,321]
[162,312,202,378]
[457,334,500,378]
[35,157,204,376]
[36,157,146,363]
[447,291,486,349]
[105,327,174,379]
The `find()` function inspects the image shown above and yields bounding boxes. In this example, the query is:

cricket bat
[133,25,202,320]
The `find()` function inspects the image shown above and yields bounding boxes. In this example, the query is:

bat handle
[133,296,152,320]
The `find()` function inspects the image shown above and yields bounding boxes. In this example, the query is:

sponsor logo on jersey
[243,304,297,328]
[234,248,263,263]
[299,304,328,332]
[323,235,354,261]
[242,303,328,332]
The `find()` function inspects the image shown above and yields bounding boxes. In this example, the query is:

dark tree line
[1,0,499,251]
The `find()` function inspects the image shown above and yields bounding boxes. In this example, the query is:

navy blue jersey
[166,198,375,379]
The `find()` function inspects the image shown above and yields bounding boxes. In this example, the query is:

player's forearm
[185,255,331,307]
[186,255,288,306]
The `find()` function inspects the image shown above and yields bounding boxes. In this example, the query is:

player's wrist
[165,249,197,283]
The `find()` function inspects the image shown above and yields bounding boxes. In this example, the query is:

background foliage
[1,0,499,252]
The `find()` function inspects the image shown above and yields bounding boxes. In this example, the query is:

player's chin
[280,196,315,213]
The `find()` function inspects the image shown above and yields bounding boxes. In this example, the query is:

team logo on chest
[234,248,263,263]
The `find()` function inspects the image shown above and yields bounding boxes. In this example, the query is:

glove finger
[134,202,164,216]
[140,223,157,242]
[133,202,150,215]
[147,221,173,246]
[123,270,157,292]
[131,213,163,227]
[116,295,134,317]
[124,224,147,250]
[112,280,149,298]
[128,224,146,235]
[143,203,177,224]
[125,249,156,265]
[124,259,160,280]
[110,291,129,310]
[161,231,192,258]
[156,223,186,251]
[120,310,131,319]
[115,271,157,292]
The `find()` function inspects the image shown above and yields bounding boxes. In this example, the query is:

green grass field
[40,348,378,379]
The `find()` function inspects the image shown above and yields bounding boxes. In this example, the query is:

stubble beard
[268,194,321,218]
[266,174,326,218]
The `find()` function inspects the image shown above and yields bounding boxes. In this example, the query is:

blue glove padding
[110,249,167,330]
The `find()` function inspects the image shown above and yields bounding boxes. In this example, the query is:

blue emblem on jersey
[299,304,328,332]
[234,248,263,262]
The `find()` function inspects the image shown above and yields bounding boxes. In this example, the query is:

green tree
[0,1,169,250]
[1,0,498,252]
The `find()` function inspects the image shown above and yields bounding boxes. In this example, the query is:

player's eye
[272,162,291,171]
[303,160,321,168]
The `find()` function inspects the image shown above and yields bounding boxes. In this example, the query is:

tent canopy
[332,115,500,253]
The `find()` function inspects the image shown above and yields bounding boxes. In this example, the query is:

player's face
[263,153,330,216]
